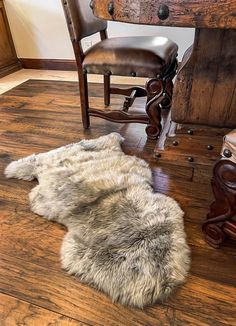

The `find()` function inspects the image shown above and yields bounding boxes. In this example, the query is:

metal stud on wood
[108,2,114,16]
[187,156,194,162]
[173,140,179,146]
[223,149,232,158]
[207,145,213,150]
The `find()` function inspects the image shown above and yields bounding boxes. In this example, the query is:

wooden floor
[0,80,236,326]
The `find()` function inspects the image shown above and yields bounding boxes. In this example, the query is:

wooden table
[92,0,236,129]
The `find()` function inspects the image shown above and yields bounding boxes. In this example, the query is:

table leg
[171,28,236,128]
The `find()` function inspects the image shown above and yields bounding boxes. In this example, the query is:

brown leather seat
[62,0,178,139]
[83,36,178,77]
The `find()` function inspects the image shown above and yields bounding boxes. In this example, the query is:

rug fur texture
[5,133,190,307]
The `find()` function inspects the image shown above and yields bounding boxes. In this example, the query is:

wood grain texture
[0,0,21,78]
[155,124,231,168]
[0,80,236,325]
[0,293,86,326]
[0,254,233,326]
[171,29,236,128]
[92,0,236,28]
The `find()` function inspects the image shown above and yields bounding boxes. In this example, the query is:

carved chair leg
[161,79,173,110]
[145,78,164,140]
[104,74,110,107]
[202,159,236,248]
[78,72,90,129]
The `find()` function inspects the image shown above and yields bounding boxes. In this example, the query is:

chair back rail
[61,0,107,42]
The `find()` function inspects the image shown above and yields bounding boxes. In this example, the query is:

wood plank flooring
[0,79,236,326]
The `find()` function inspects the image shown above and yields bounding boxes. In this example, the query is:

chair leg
[161,79,173,110]
[78,72,90,129]
[104,75,111,107]
[145,78,164,140]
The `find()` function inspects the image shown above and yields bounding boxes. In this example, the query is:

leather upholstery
[62,0,107,41]
[83,36,178,77]
[222,129,236,163]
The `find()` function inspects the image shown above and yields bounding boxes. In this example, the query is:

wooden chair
[202,129,236,248]
[61,0,178,139]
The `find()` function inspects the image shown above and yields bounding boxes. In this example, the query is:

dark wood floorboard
[0,79,236,326]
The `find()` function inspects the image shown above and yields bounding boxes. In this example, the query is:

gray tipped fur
[5,132,190,307]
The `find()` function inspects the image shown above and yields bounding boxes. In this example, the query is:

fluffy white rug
[5,132,190,307]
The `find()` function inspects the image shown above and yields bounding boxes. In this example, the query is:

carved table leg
[202,159,236,248]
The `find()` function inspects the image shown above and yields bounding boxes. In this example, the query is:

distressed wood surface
[171,29,236,127]
[0,80,236,325]
[154,124,231,167]
[92,1,236,129]
[92,0,236,28]
[0,293,85,326]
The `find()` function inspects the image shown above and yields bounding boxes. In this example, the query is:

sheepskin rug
[5,132,190,307]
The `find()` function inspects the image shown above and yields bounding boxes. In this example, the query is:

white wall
[5,0,194,61]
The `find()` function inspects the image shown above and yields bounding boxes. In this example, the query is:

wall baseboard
[19,58,77,71]
[0,60,22,78]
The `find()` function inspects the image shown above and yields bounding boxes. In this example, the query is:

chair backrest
[62,0,107,42]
